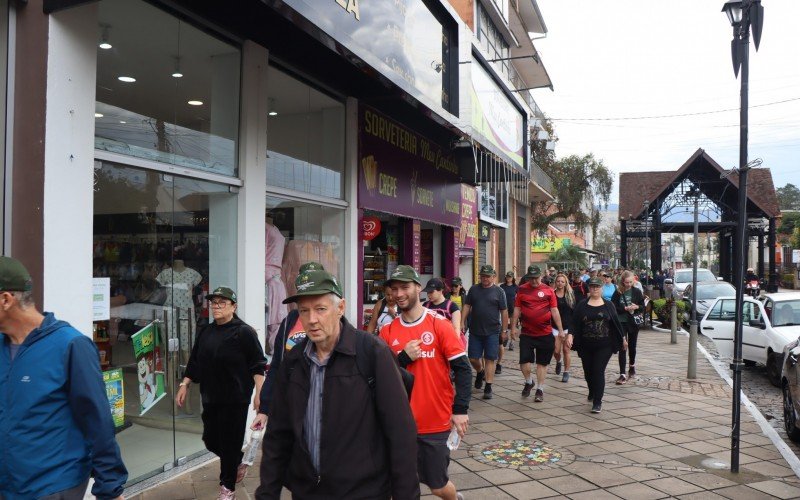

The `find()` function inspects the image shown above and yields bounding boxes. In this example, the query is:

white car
[673,268,719,295]
[700,293,800,386]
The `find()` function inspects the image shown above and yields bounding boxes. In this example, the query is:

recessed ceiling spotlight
[99,25,112,50]
[118,76,136,83]
[94,113,104,118]
[269,111,278,116]
[268,97,278,116]
[187,100,203,106]
[172,71,183,78]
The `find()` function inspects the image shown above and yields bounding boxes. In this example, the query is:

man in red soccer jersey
[511,266,569,402]
[381,265,472,500]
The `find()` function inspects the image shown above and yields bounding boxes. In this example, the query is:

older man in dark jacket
[256,270,418,499]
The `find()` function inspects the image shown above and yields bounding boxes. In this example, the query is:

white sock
[526,376,534,384]
[538,385,545,391]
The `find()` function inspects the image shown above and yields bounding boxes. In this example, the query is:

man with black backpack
[256,270,418,499]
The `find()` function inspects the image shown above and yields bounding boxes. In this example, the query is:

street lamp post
[643,200,650,287]
[722,0,763,474]
[687,189,700,379]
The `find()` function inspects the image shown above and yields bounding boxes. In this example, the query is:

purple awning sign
[359,105,461,227]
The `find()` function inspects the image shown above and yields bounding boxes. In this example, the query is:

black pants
[580,344,614,404]
[618,322,639,373]
[202,403,249,490]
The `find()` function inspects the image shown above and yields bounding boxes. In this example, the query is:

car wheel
[767,352,782,387]
[783,383,800,442]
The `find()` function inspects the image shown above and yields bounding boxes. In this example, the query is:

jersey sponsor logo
[421,331,434,345]
[21,375,31,382]
[420,349,436,358]
[537,291,545,298]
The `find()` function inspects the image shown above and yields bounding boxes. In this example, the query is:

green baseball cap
[525,265,542,278]
[451,277,462,286]
[0,257,32,292]
[505,271,514,278]
[479,264,496,276]
[298,262,325,274]
[207,286,237,303]
[386,265,422,286]
[283,270,343,304]
[587,277,603,287]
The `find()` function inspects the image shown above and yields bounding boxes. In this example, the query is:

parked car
[700,293,800,386]
[682,281,736,320]
[780,337,800,441]
[673,268,719,294]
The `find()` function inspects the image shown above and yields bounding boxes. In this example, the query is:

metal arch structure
[617,149,780,291]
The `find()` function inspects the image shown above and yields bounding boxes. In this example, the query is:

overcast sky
[533,0,800,204]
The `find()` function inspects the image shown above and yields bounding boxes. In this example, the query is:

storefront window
[92,160,237,483]
[265,195,344,350]
[95,0,241,177]
[266,66,344,199]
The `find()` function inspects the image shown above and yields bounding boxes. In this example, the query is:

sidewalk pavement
[129,328,800,499]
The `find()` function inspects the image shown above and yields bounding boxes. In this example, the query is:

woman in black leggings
[572,277,627,414]
[611,270,645,384]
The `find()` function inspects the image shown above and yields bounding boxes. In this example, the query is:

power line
[549,96,800,121]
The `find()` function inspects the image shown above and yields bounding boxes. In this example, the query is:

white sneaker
[218,485,236,500]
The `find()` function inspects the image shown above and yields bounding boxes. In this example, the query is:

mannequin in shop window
[156,247,202,414]
[265,216,288,353]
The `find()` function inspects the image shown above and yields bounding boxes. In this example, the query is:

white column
[42,4,98,335]
[344,98,359,320]
[237,41,268,344]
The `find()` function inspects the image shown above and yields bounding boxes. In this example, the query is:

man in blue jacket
[0,257,128,499]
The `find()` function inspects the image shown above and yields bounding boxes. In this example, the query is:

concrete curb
[649,325,800,479]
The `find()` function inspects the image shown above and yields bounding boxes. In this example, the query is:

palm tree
[547,245,588,269]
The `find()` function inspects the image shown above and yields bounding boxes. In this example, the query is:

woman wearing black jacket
[176,286,267,500]
[572,277,627,414]
[611,270,646,385]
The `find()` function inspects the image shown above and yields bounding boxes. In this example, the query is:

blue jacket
[0,313,128,499]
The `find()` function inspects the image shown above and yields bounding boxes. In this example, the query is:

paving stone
[746,480,800,499]
[499,480,560,499]
[613,465,672,481]
[712,484,771,499]
[606,482,670,499]
[449,471,493,490]
[675,492,728,500]
[538,474,596,494]
[649,444,701,459]
[594,439,642,454]
[643,477,704,496]
[741,460,795,478]
[449,486,517,499]
[477,468,532,485]
[566,490,624,500]
[455,457,499,472]
[679,472,738,490]
[618,449,669,464]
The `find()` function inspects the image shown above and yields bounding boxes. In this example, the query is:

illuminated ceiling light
[268,97,278,116]
[118,76,136,83]
[269,111,278,116]
[172,57,183,78]
[187,100,203,106]
[94,113,104,118]
[99,25,112,50]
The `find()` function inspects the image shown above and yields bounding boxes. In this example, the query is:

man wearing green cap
[380,265,471,500]
[257,270,418,499]
[252,262,325,432]
[461,264,508,400]
[0,257,128,499]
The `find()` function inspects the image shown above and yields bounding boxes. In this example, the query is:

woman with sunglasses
[176,286,267,499]
[601,272,616,301]
[611,270,645,384]
[572,277,627,414]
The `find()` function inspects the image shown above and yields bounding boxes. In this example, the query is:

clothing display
[265,223,288,351]
[156,264,202,350]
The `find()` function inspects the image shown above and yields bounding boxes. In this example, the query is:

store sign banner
[362,216,382,241]
[470,61,524,167]
[93,277,110,321]
[404,220,422,273]
[421,229,434,274]
[131,322,166,416]
[459,184,478,250]
[359,106,461,227]
[282,0,450,111]
[103,368,125,428]
[531,235,572,253]
[479,222,492,241]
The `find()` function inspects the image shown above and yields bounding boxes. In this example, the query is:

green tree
[532,152,614,242]
[777,184,800,211]
[792,227,800,249]
[779,211,800,235]
[593,226,617,258]
[547,244,588,269]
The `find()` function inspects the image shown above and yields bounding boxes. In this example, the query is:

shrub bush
[652,298,687,329]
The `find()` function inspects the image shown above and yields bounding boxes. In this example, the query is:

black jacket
[184,316,267,405]
[256,319,419,500]
[571,299,627,354]
[611,287,646,326]
[259,310,300,415]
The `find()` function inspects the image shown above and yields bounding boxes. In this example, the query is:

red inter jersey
[515,283,557,337]
[380,309,466,434]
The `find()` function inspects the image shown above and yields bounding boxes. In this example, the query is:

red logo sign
[362,216,382,241]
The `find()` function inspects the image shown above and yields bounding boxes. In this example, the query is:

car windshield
[675,269,716,283]
[772,300,800,327]
[694,283,736,300]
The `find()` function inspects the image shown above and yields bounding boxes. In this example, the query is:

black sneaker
[628,366,636,377]
[534,389,544,402]
[482,386,493,400]
[591,402,602,413]
[474,370,485,390]
[495,364,502,375]
[555,361,562,375]
[521,382,533,398]
[562,372,570,383]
